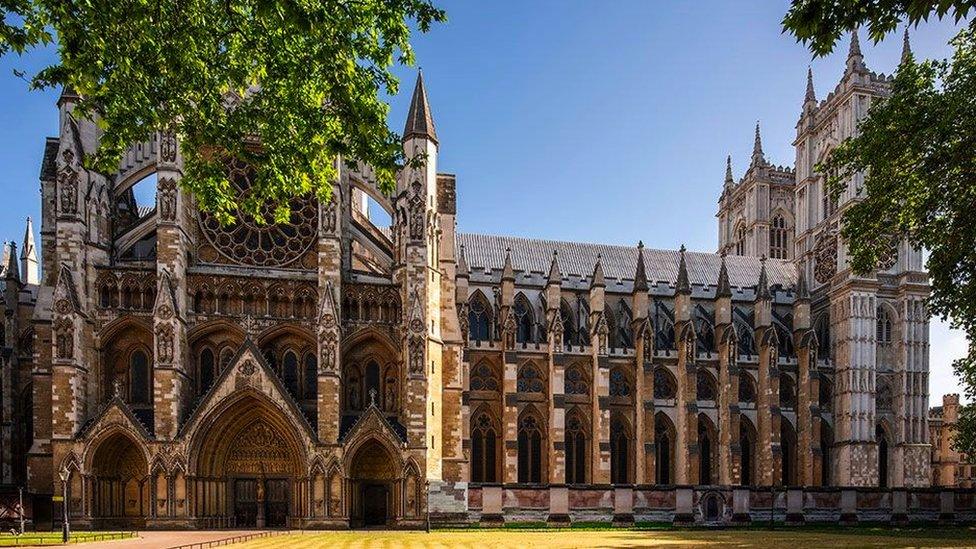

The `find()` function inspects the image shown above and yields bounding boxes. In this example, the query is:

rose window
[199,158,317,267]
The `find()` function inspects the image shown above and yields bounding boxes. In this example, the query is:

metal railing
[167,530,292,549]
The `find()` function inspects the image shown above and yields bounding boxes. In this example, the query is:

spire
[20,216,38,284]
[457,244,469,278]
[805,67,816,103]
[634,241,648,292]
[901,27,913,64]
[846,28,865,72]
[403,71,438,144]
[547,250,561,285]
[756,255,770,301]
[4,242,18,282]
[675,245,691,295]
[716,251,732,298]
[502,247,514,281]
[591,254,605,288]
[751,122,765,166]
[795,264,809,301]
[724,155,734,187]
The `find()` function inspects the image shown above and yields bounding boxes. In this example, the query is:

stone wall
[454,484,976,526]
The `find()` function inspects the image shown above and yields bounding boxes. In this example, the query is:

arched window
[654,302,676,352]
[820,424,834,487]
[614,300,633,349]
[471,411,498,483]
[698,415,717,484]
[610,416,631,484]
[468,292,493,342]
[877,425,889,488]
[303,353,317,399]
[564,364,589,396]
[780,375,796,410]
[560,300,577,348]
[876,381,893,413]
[776,323,794,359]
[876,307,892,345]
[740,417,757,486]
[365,361,380,405]
[199,348,215,395]
[738,372,756,404]
[517,363,544,394]
[517,412,544,483]
[734,223,746,256]
[654,368,677,400]
[696,370,717,401]
[219,347,234,372]
[514,294,533,344]
[282,350,299,397]
[696,314,715,355]
[770,214,789,259]
[565,411,587,484]
[736,322,755,357]
[819,380,833,412]
[654,413,675,484]
[814,314,831,361]
[130,349,151,405]
[470,361,499,392]
[609,369,631,398]
[781,420,797,486]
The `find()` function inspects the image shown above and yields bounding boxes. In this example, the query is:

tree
[783,2,976,457]
[0,0,445,223]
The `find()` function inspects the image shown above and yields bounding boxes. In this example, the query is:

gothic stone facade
[930,394,975,489]
[1,33,969,530]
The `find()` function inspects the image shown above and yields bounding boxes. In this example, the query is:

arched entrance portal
[88,431,149,528]
[348,439,398,527]
[192,393,306,528]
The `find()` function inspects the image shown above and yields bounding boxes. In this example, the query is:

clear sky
[0,1,967,404]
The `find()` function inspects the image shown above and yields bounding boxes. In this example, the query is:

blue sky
[0,1,967,403]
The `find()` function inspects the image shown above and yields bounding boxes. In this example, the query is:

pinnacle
[403,71,438,144]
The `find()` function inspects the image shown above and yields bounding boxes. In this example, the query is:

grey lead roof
[456,233,797,290]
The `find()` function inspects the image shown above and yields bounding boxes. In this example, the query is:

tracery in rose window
[198,158,318,267]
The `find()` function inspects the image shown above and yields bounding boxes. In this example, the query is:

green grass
[0,531,135,546]
[233,526,976,548]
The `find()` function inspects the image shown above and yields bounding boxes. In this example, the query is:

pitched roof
[40,137,59,180]
[456,233,796,290]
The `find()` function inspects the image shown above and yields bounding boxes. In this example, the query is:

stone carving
[238,359,256,377]
[198,158,317,267]
[408,335,425,375]
[156,324,174,364]
[408,181,425,241]
[226,421,294,475]
[319,330,337,373]
[321,194,338,234]
[158,177,178,221]
[814,232,838,284]
[54,318,74,360]
[159,130,178,163]
[58,149,79,215]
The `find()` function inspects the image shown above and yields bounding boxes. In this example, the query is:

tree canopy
[0,0,445,223]
[784,2,976,456]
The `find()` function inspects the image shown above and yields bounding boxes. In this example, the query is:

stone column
[545,251,566,484]
[793,271,819,486]
[588,257,610,484]
[631,244,651,484]
[715,255,736,485]
[755,259,781,486]
[673,247,696,485]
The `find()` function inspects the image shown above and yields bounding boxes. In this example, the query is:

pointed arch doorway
[348,439,399,527]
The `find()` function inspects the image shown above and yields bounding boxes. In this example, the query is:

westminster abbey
[0,30,970,529]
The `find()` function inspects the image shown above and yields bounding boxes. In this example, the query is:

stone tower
[793,30,930,487]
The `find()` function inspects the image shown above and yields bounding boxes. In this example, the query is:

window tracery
[653,368,677,400]
[517,412,544,483]
[565,411,587,484]
[609,369,631,398]
[514,294,534,344]
[696,370,717,401]
[770,214,789,259]
[471,411,497,483]
[517,363,545,394]
[198,158,317,268]
[468,292,493,342]
[564,364,588,396]
[470,361,499,392]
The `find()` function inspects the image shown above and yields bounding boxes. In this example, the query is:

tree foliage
[784,0,975,55]
[784,2,976,456]
[0,0,445,224]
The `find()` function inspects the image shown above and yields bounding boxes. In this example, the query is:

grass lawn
[0,531,134,546]
[234,526,976,548]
